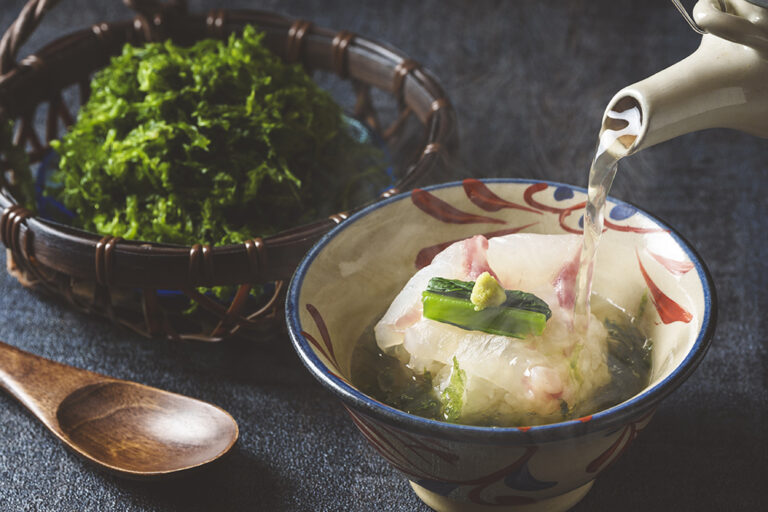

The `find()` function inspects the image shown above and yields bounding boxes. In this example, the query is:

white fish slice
[374,232,610,424]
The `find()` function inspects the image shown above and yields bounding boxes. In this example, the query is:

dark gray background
[0,0,766,510]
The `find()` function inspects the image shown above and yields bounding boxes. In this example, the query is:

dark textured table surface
[0,1,766,511]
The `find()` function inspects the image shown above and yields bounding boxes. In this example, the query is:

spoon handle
[0,340,104,428]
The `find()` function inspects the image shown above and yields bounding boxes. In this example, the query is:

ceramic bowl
[286,179,716,512]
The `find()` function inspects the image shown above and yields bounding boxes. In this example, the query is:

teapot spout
[603,33,768,155]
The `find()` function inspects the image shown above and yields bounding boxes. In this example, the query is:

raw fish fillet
[374,233,610,425]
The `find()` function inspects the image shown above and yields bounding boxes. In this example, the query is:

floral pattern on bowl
[287,179,716,512]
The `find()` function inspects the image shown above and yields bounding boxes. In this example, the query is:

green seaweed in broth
[350,293,652,427]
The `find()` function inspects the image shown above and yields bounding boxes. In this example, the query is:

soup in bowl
[286,179,715,512]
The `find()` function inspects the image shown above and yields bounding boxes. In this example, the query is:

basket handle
[0,0,187,76]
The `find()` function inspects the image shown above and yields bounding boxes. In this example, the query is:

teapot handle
[0,0,187,75]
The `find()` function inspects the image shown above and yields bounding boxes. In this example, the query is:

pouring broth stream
[574,96,642,324]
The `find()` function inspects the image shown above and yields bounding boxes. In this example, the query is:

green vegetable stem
[422,277,551,338]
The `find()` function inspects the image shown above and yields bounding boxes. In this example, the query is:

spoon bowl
[56,381,238,476]
[0,340,238,478]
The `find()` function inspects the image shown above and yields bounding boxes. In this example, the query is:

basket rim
[0,7,458,289]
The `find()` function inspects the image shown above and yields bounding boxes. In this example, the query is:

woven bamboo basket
[0,0,457,341]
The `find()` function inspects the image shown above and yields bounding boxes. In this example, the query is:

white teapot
[603,0,768,153]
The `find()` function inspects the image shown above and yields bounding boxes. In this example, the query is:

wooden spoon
[0,339,238,478]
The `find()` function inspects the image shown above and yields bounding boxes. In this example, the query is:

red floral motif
[411,182,667,238]
[302,303,345,379]
[556,202,588,234]
[411,188,506,225]
[523,183,563,214]
[586,409,655,473]
[346,407,437,479]
[647,249,695,276]
[463,179,542,215]
[636,252,693,324]
[603,218,666,234]
[347,409,539,506]
[522,183,666,235]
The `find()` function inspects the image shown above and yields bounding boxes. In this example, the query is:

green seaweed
[47,26,388,246]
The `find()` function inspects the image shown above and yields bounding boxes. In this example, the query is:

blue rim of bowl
[286,178,717,443]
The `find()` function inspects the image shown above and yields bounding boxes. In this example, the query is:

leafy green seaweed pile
[47,25,388,245]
